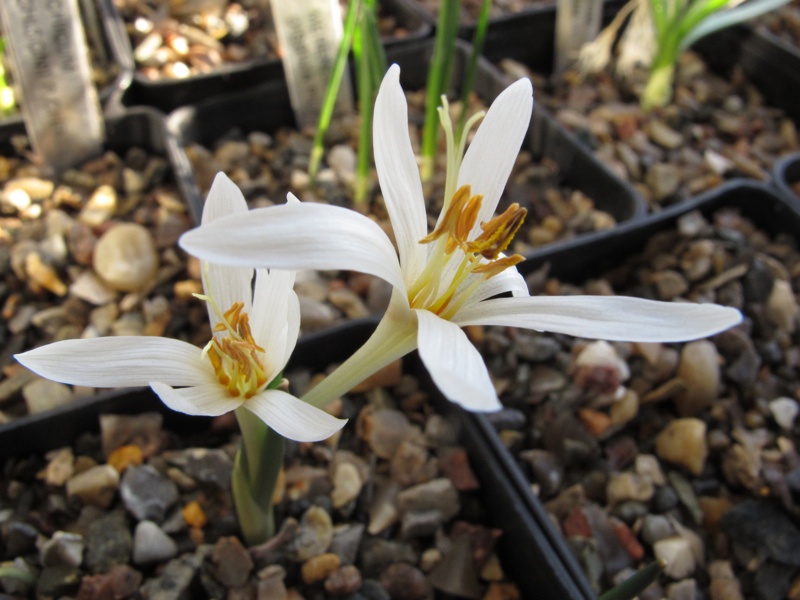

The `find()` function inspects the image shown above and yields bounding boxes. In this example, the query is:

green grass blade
[456,0,491,143]
[354,15,374,205]
[420,0,461,181]
[681,0,792,49]
[309,0,361,181]
[599,559,666,600]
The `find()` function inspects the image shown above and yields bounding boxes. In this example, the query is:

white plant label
[271,0,353,129]
[0,0,104,173]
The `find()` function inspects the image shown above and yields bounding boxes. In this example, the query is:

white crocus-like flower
[15,175,346,442]
[180,65,742,413]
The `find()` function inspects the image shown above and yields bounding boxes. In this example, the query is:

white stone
[770,397,799,431]
[654,536,696,579]
[93,223,159,292]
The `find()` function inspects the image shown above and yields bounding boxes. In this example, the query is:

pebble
[709,560,744,600]
[212,536,253,587]
[39,531,84,568]
[85,510,133,572]
[641,514,675,546]
[769,397,798,431]
[645,163,681,201]
[364,409,413,460]
[79,185,117,227]
[765,279,798,332]
[76,565,142,600]
[331,462,363,509]
[139,552,203,600]
[654,536,696,579]
[286,506,334,562]
[606,472,654,505]
[324,565,363,596]
[22,379,73,414]
[396,478,459,521]
[327,145,357,187]
[675,341,720,416]
[132,520,178,565]
[120,465,180,522]
[379,562,428,600]
[302,553,341,584]
[722,500,800,566]
[66,464,120,508]
[330,523,364,566]
[93,223,159,292]
[655,418,708,476]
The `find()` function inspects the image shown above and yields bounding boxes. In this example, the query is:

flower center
[406,98,526,320]
[408,185,526,318]
[203,300,268,399]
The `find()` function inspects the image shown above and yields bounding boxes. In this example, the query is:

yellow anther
[467,204,527,260]
[419,185,472,246]
[204,301,268,399]
[473,254,525,278]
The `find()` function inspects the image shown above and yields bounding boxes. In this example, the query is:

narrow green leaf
[456,0,491,143]
[599,559,666,600]
[681,0,792,49]
[309,0,361,181]
[420,0,462,181]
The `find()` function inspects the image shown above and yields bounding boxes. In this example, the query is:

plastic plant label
[271,0,353,129]
[0,0,104,174]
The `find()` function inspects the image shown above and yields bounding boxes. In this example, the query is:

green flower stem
[302,308,418,409]
[456,0,491,143]
[309,0,361,182]
[420,0,461,181]
[232,394,285,546]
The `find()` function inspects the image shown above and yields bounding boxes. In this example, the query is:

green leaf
[681,0,793,50]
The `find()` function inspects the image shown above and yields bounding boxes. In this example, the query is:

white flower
[179,65,742,413]
[15,175,346,442]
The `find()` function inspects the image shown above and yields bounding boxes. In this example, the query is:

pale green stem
[302,306,418,409]
[641,62,675,110]
[232,392,285,546]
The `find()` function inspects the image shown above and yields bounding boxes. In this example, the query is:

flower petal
[245,389,348,442]
[415,309,501,412]
[458,77,533,227]
[201,173,254,326]
[15,337,215,388]
[374,65,428,280]
[180,202,407,292]
[150,381,241,417]
[202,172,249,223]
[249,268,301,378]
[455,295,743,342]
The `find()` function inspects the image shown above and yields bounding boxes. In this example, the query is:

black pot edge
[112,0,431,113]
[0,316,580,599]
[165,37,645,248]
[517,178,800,279]
[772,151,800,213]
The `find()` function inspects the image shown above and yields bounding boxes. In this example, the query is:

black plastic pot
[114,0,431,114]
[773,152,800,213]
[166,38,644,244]
[493,179,800,597]
[0,318,580,599]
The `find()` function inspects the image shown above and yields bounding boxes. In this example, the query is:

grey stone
[133,521,178,565]
[121,465,180,523]
[85,510,132,572]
